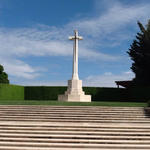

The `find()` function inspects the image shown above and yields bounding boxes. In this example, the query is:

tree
[127,20,150,86]
[0,64,9,84]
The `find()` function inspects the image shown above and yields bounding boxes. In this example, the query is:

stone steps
[2,129,150,136]
[0,147,150,150]
[0,116,150,120]
[1,113,146,116]
[1,115,148,118]
[1,137,150,144]
[1,132,150,140]
[0,141,150,149]
[0,147,129,150]
[1,126,150,132]
[1,118,150,123]
[0,105,150,149]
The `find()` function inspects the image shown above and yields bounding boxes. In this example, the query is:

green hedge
[0,84,150,102]
[25,86,127,101]
[24,86,67,100]
[0,84,24,100]
[24,86,147,102]
[83,87,127,101]
[126,87,150,101]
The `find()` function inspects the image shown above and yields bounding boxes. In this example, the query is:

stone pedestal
[58,79,91,102]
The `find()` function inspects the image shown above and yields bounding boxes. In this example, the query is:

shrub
[0,65,9,84]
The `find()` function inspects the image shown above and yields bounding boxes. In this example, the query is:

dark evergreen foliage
[127,20,150,86]
[0,64,9,84]
[25,86,147,102]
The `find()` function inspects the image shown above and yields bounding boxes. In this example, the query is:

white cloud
[0,0,150,84]
[68,2,150,38]
[0,58,39,79]
[0,22,119,80]
[65,1,150,51]
[104,72,113,76]
[16,71,135,87]
[0,27,118,59]
[15,80,67,87]
[83,71,135,87]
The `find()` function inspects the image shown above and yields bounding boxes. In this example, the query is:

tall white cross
[69,30,83,80]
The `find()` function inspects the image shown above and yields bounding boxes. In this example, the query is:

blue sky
[0,0,150,87]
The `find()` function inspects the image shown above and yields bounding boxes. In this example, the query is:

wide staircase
[0,105,150,149]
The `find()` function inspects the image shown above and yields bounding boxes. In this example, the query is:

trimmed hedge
[24,86,67,100]
[0,84,24,100]
[24,86,148,102]
[0,84,149,102]
[126,87,150,102]
[83,87,127,101]
[25,86,127,101]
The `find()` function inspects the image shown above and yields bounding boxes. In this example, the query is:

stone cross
[69,30,83,80]
[58,30,91,102]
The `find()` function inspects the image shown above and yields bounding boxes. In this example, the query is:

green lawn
[0,100,147,107]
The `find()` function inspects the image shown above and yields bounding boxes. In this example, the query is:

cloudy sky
[0,0,150,87]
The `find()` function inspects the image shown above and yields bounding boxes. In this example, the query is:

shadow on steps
[144,107,150,118]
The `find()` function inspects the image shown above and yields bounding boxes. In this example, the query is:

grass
[0,100,147,107]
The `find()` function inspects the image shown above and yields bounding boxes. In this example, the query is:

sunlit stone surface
[58,30,91,102]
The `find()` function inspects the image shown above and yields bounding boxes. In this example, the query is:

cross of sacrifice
[69,30,83,80]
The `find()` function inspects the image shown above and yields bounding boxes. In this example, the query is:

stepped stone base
[58,79,91,102]
[58,94,91,102]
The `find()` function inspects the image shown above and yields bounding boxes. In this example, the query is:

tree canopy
[127,20,150,86]
[0,64,9,84]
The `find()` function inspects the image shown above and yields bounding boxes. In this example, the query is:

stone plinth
[58,79,91,102]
